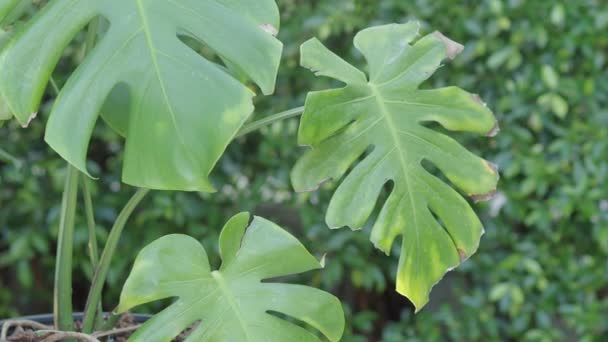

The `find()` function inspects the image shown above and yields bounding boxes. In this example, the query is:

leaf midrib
[369,84,421,278]
[211,271,251,341]
[133,0,200,173]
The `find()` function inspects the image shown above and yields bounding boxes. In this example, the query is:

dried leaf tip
[260,24,278,37]
[433,31,464,59]
[484,160,499,175]
[487,121,500,137]
[457,248,468,262]
[471,93,487,107]
[471,189,497,203]
[21,112,38,128]
[470,94,499,136]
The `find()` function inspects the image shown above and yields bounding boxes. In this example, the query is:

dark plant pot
[0,312,151,341]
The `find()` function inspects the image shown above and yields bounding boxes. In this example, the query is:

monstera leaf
[117,213,345,342]
[0,0,282,191]
[292,22,499,310]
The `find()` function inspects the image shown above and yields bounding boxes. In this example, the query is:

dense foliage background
[1,0,607,340]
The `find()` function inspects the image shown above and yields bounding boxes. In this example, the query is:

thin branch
[81,188,150,333]
[80,176,104,329]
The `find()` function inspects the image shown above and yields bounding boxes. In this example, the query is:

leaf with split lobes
[0,0,282,191]
[117,212,345,342]
[292,22,499,311]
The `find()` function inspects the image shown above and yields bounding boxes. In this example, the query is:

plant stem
[236,106,304,138]
[53,165,79,331]
[100,312,121,332]
[80,176,104,328]
[81,177,99,270]
[81,188,149,333]
[52,16,100,335]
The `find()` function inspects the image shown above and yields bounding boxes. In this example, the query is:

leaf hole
[420,158,468,197]
[418,119,447,133]
[176,33,258,92]
[177,320,202,340]
[428,207,461,259]
[266,310,330,341]
[177,33,227,69]
[418,119,484,140]
[261,272,310,285]
[420,158,443,179]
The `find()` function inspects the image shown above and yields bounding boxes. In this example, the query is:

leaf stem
[52,16,100,335]
[53,165,79,331]
[236,106,305,138]
[80,176,104,328]
[81,177,99,270]
[81,188,150,333]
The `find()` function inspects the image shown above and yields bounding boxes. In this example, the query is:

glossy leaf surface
[292,22,499,310]
[0,0,282,191]
[117,212,345,342]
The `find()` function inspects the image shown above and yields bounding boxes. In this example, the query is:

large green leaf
[117,212,345,342]
[0,0,27,121]
[291,22,499,311]
[0,0,282,191]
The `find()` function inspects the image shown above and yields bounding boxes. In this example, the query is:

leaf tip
[433,31,464,60]
[471,189,497,203]
[319,253,327,268]
[484,160,499,175]
[471,93,488,107]
[21,111,38,128]
[487,120,500,137]
[457,248,468,262]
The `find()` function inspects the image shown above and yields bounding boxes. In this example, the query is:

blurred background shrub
[1,0,607,340]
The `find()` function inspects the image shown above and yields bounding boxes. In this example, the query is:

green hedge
[1,0,607,340]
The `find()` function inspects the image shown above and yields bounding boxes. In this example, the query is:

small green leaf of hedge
[117,212,345,342]
[292,22,499,311]
[0,0,282,191]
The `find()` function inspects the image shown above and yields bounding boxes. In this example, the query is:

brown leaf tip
[471,93,489,108]
[484,160,499,175]
[487,121,500,137]
[433,31,464,59]
[471,189,497,203]
[457,248,468,262]
[260,24,278,37]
